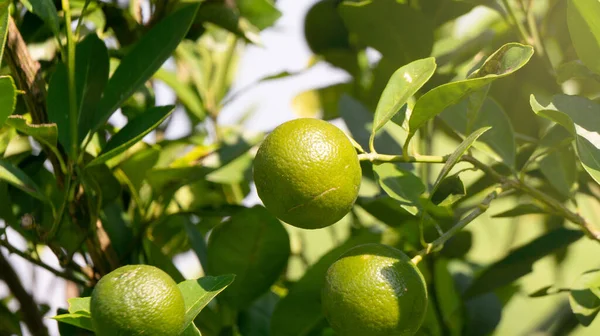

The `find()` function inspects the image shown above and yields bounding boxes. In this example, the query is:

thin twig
[0,240,89,286]
[0,252,49,336]
[412,185,506,264]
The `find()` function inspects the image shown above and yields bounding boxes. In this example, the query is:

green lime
[253,118,361,229]
[322,243,428,336]
[90,265,185,336]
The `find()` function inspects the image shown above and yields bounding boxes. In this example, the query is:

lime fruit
[90,265,185,336]
[322,243,428,336]
[253,118,361,229]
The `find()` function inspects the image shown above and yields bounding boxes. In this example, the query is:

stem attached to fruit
[411,185,506,265]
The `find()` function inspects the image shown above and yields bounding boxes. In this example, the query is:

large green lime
[322,243,428,336]
[90,265,185,336]
[253,118,361,229]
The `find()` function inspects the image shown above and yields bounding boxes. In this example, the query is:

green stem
[358,152,447,164]
[501,0,531,43]
[62,0,78,158]
[412,185,506,264]
[0,239,89,286]
[75,0,92,41]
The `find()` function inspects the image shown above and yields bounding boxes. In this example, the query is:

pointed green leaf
[491,203,547,218]
[207,206,290,309]
[154,69,206,121]
[0,76,16,126]
[539,146,577,197]
[52,313,94,331]
[372,57,436,138]
[440,98,516,167]
[181,324,202,336]
[88,105,174,166]
[0,158,46,201]
[92,3,200,132]
[47,63,71,155]
[178,274,235,330]
[567,0,600,75]
[0,2,9,67]
[530,94,600,185]
[5,116,57,149]
[76,34,109,143]
[339,0,434,66]
[569,269,600,326]
[236,0,281,30]
[432,127,490,194]
[67,297,90,314]
[408,43,533,139]
[464,228,583,299]
[19,0,60,36]
[373,163,425,215]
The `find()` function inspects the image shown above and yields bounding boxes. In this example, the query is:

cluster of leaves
[0,0,599,336]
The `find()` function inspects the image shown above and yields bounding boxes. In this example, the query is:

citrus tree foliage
[0,0,599,335]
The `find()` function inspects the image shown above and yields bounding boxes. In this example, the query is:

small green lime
[90,265,185,336]
[322,243,428,336]
[253,118,361,229]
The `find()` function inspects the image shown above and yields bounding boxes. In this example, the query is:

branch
[356,149,600,243]
[0,240,90,286]
[0,252,49,336]
[462,155,600,241]
[5,17,66,184]
[412,185,506,264]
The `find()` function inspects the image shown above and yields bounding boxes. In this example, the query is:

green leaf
[19,0,60,36]
[270,230,380,336]
[92,3,200,133]
[464,228,583,298]
[567,0,600,75]
[491,203,547,218]
[569,269,600,326]
[67,297,90,314]
[440,98,516,168]
[431,127,490,195]
[556,60,600,83]
[52,313,94,331]
[178,274,235,331]
[530,94,600,185]
[339,0,434,66]
[292,83,352,120]
[47,63,71,154]
[196,3,261,44]
[435,259,463,336]
[5,116,58,149]
[0,76,16,127]
[0,2,9,67]
[207,206,290,309]
[236,0,281,30]
[76,34,109,143]
[154,69,206,121]
[409,43,533,139]
[539,146,577,197]
[239,291,279,336]
[431,174,466,206]
[184,221,208,270]
[373,163,425,215]
[371,57,436,138]
[88,105,175,166]
[143,238,185,283]
[0,158,46,201]
[181,324,202,336]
